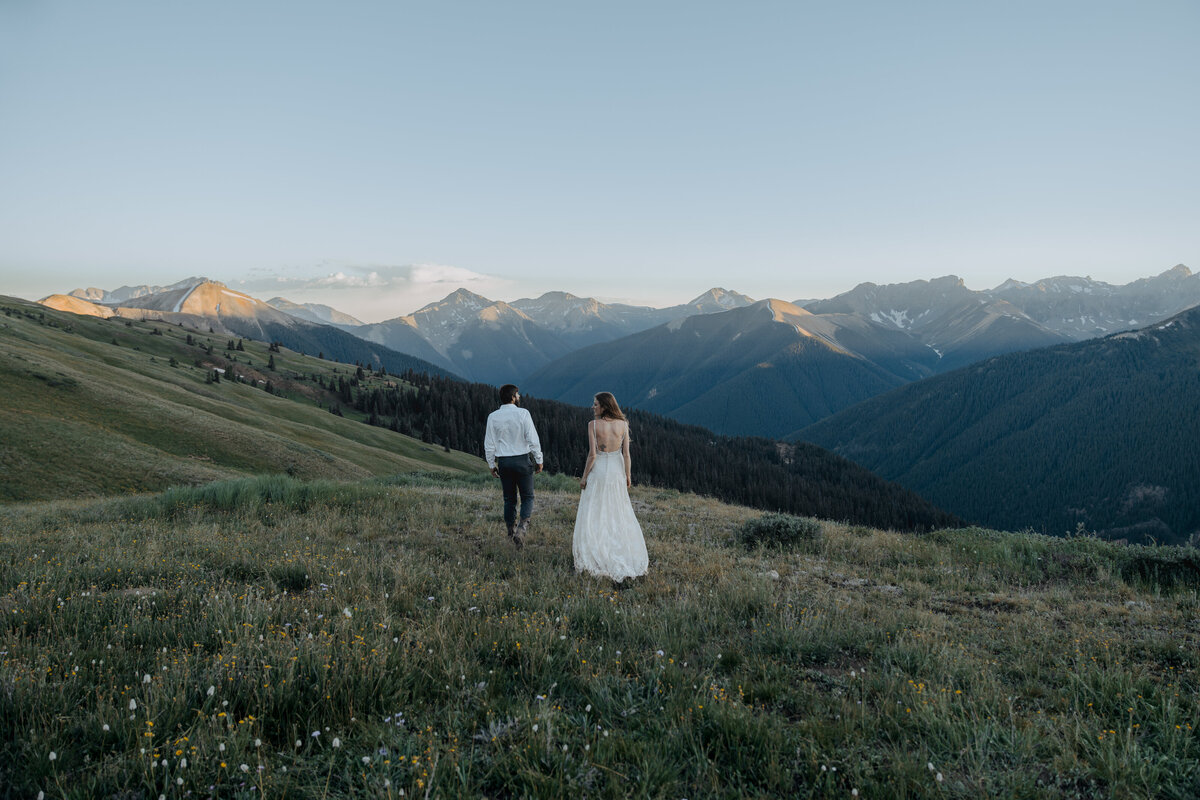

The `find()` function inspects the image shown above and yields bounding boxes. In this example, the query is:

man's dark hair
[499,384,519,404]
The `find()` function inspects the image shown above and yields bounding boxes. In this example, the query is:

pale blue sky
[2,1,1196,321]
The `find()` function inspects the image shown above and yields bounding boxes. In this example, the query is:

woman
[573,392,648,582]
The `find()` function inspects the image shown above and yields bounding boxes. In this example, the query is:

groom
[484,384,544,548]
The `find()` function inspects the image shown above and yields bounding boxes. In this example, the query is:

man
[483,384,544,548]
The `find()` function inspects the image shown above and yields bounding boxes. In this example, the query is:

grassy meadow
[1,472,1197,799]
[0,296,480,503]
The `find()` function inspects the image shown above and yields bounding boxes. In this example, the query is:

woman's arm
[580,420,597,489]
[621,422,632,488]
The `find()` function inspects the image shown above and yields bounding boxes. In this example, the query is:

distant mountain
[354,289,572,384]
[510,292,664,350]
[526,299,933,438]
[509,287,756,351]
[987,264,1200,340]
[266,297,366,329]
[351,287,757,385]
[796,306,1200,545]
[69,276,209,305]
[39,294,117,318]
[803,275,1069,372]
[44,281,456,378]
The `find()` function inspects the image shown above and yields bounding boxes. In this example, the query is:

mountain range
[29,264,1200,540]
[43,265,1200,440]
[345,287,757,384]
[2,293,956,530]
[45,280,453,378]
[528,266,1198,437]
[797,304,1200,545]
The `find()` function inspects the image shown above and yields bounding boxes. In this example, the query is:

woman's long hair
[594,391,626,421]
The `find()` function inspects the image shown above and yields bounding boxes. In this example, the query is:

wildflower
[343,607,352,618]
[937,773,944,783]
[312,731,320,738]
[240,764,249,773]
[255,739,262,747]
[362,756,371,765]
[48,752,57,761]
[143,674,151,684]
[332,738,341,748]
[129,699,137,711]
[219,743,225,752]
[207,686,215,696]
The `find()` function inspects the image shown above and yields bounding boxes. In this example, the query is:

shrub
[736,512,821,549]
[1113,545,1200,592]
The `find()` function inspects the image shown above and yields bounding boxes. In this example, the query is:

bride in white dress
[573,392,649,582]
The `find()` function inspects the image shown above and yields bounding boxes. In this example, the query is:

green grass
[0,297,482,502]
[1,473,1196,798]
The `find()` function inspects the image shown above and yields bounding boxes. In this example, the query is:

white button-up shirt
[483,403,543,469]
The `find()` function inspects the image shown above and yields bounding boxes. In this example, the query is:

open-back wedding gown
[572,421,648,581]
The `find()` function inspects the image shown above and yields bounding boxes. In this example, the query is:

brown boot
[507,522,522,549]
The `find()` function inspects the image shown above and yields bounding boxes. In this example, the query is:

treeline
[346,371,960,532]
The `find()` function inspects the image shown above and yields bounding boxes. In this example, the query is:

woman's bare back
[592,418,627,452]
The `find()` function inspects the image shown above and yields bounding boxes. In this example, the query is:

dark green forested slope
[796,306,1200,544]
[346,371,962,532]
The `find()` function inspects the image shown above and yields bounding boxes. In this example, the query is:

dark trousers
[496,454,535,527]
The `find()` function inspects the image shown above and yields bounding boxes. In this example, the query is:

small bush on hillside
[1113,545,1200,592]
[736,512,821,549]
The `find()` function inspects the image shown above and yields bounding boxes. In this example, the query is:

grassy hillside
[0,473,1196,798]
[0,296,481,502]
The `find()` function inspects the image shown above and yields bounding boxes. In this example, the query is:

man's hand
[490,467,499,478]
[535,463,544,473]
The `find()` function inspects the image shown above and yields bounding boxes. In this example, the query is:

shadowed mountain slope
[796,307,1200,544]
[526,300,936,438]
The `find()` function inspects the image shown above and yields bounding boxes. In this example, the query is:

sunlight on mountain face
[38,294,114,318]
